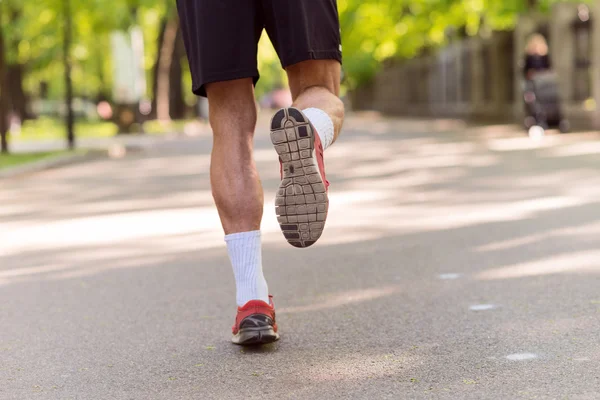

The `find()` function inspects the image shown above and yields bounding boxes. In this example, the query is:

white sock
[225,231,269,307]
[303,108,334,150]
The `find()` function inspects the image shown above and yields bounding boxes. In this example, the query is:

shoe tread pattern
[270,108,328,248]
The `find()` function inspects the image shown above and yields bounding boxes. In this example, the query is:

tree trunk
[151,18,167,119]
[95,42,110,102]
[6,8,28,122]
[169,29,186,120]
[527,0,538,10]
[156,16,179,122]
[7,64,28,121]
[0,10,10,154]
[63,0,75,150]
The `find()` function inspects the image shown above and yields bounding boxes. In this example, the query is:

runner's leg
[177,1,275,335]
[263,0,344,247]
[205,79,270,307]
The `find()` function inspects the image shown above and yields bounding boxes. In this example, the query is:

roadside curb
[0,150,107,179]
[1,132,171,180]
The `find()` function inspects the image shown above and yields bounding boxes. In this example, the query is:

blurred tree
[0,1,28,155]
[0,5,9,154]
[256,33,288,100]
[0,0,572,153]
[5,6,28,122]
[63,0,75,149]
[152,3,185,121]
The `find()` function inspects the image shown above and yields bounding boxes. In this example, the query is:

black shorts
[177,0,342,97]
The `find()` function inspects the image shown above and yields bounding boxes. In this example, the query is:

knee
[209,103,257,140]
[206,79,258,138]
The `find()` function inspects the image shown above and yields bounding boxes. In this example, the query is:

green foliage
[338,0,566,88]
[10,117,118,141]
[0,150,75,169]
[0,0,172,100]
[11,117,181,141]
[256,33,288,99]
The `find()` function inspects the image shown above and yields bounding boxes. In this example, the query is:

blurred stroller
[521,34,569,137]
[523,71,569,135]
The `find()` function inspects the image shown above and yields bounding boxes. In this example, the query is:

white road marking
[469,304,498,311]
[438,273,461,280]
[506,353,538,361]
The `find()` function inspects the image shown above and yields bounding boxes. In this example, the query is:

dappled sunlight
[3,114,600,288]
[46,253,176,282]
[467,124,523,139]
[343,168,467,192]
[0,262,72,286]
[513,170,594,188]
[475,220,600,254]
[60,191,211,215]
[0,190,212,224]
[343,113,466,136]
[475,232,547,252]
[545,141,600,157]
[0,230,226,286]
[316,194,590,248]
[0,207,220,256]
[476,250,600,280]
[486,136,562,151]
[260,118,600,248]
[2,116,600,400]
[279,286,400,314]
[0,251,176,287]
[253,147,281,163]
[484,130,600,153]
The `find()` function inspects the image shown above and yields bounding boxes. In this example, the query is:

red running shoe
[270,107,329,248]
[231,296,279,346]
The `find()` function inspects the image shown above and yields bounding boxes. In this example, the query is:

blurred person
[177,0,344,345]
[523,34,551,80]
[271,87,293,109]
[8,112,21,137]
[259,88,293,110]
[97,101,113,120]
[522,33,568,133]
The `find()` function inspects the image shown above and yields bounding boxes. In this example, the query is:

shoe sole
[232,327,280,346]
[270,108,328,248]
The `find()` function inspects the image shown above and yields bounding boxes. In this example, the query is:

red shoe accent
[312,130,330,190]
[232,295,278,335]
[279,158,283,179]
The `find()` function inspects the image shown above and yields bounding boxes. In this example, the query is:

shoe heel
[234,327,280,346]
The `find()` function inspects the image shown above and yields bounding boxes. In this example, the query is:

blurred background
[0,0,597,163]
[3,2,600,397]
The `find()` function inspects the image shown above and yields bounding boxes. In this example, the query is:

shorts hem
[192,70,260,97]
[282,50,343,69]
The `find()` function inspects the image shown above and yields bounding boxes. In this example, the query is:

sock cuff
[303,107,330,119]
[302,107,334,149]
[225,230,261,243]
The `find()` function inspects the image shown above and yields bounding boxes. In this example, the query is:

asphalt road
[1,114,599,399]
